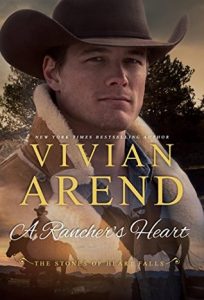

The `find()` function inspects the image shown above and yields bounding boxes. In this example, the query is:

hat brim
[0,9,188,79]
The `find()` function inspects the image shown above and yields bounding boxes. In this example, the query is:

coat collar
[22,84,94,177]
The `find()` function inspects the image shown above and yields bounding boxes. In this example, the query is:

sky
[0,0,203,98]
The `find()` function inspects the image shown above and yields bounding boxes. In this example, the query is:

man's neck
[69,124,127,177]
[59,109,128,176]
[80,135,127,177]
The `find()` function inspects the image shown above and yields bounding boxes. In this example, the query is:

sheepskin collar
[23,84,95,177]
[21,84,204,238]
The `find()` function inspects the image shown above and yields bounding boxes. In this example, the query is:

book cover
[0,1,203,299]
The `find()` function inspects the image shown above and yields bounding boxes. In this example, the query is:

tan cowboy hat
[34,206,48,215]
[0,0,188,79]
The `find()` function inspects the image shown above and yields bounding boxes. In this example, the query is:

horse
[101,206,190,280]
[6,235,78,287]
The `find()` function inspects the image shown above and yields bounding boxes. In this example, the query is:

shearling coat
[0,84,204,298]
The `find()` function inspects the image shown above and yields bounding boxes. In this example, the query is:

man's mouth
[98,96,131,102]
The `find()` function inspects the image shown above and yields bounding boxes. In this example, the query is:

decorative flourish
[166,257,181,265]
[19,257,34,265]
[14,255,34,265]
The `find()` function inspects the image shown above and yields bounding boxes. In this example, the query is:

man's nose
[105,65,128,87]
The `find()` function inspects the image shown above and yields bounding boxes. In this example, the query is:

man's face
[47,42,147,134]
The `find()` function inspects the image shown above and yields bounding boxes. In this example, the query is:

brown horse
[6,235,78,287]
[101,206,190,280]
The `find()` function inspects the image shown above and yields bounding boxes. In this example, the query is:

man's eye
[87,57,104,62]
[124,58,143,65]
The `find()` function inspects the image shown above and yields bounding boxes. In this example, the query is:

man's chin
[98,118,135,133]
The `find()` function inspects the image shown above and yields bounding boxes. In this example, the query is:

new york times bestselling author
[0,0,204,299]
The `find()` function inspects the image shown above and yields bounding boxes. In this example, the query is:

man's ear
[43,56,61,91]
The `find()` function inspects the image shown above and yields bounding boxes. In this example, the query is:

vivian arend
[10,219,190,241]
[20,142,184,207]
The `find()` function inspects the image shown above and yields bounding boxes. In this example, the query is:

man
[29,206,52,239]
[0,0,203,299]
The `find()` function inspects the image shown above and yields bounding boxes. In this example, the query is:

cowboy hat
[0,0,188,79]
[34,206,48,215]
